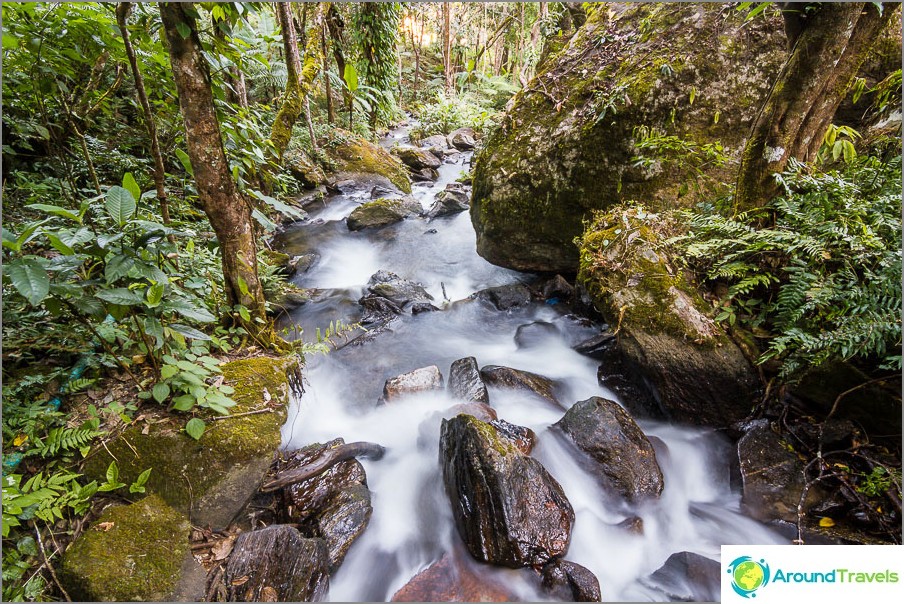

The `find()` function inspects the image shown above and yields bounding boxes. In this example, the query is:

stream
[274,126,786,602]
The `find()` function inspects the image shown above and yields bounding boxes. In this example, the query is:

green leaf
[161,364,179,379]
[238,305,251,322]
[122,173,142,203]
[105,255,135,284]
[129,468,152,494]
[5,258,50,307]
[171,395,196,411]
[175,21,192,40]
[152,383,170,403]
[45,233,74,255]
[185,418,206,440]
[343,63,358,93]
[25,203,81,222]
[145,283,165,308]
[96,288,143,305]
[106,461,120,485]
[2,32,18,50]
[161,298,217,323]
[175,148,194,177]
[105,186,137,226]
[168,324,211,340]
[251,208,277,232]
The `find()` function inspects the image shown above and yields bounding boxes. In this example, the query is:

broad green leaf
[343,63,358,92]
[185,418,206,440]
[105,255,135,284]
[171,395,196,411]
[175,148,194,177]
[238,305,251,322]
[45,233,74,255]
[145,283,165,308]
[152,383,170,403]
[163,298,217,323]
[175,21,192,40]
[4,258,50,307]
[129,468,152,494]
[160,364,179,379]
[25,203,81,222]
[251,190,307,220]
[168,324,211,340]
[106,461,120,485]
[105,186,137,226]
[122,173,141,204]
[95,288,143,306]
[251,208,277,232]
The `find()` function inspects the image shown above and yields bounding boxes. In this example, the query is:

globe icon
[733,560,765,592]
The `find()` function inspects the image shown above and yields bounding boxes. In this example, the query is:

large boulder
[645,551,720,602]
[325,129,412,193]
[60,495,191,602]
[578,207,760,427]
[470,4,787,272]
[347,197,422,231]
[382,365,445,402]
[472,284,532,310]
[448,127,477,150]
[393,146,442,170]
[555,397,664,502]
[540,559,602,602]
[391,554,516,602]
[480,365,563,408]
[365,270,434,309]
[223,525,330,602]
[440,415,574,568]
[285,147,327,188]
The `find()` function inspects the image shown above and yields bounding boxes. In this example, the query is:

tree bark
[116,2,172,226]
[268,1,327,161]
[159,2,267,330]
[734,2,898,212]
[443,2,453,93]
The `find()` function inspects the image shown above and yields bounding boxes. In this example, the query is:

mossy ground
[59,494,190,602]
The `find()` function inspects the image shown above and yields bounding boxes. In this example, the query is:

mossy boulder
[285,147,327,188]
[577,206,759,427]
[471,4,787,272]
[346,196,422,231]
[60,494,191,602]
[324,129,412,193]
[84,356,301,527]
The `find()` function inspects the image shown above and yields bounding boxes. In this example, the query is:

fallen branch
[209,406,283,422]
[261,441,385,492]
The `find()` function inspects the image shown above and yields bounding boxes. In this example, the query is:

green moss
[260,249,291,268]
[327,131,412,193]
[60,494,190,602]
[464,415,518,457]
[83,356,299,518]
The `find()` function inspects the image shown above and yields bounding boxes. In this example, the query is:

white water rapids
[275,130,786,601]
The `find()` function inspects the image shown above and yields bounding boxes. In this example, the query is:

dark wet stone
[514,321,560,349]
[315,484,373,570]
[223,525,329,602]
[290,253,319,275]
[382,365,445,402]
[366,270,434,308]
[448,127,477,150]
[411,302,440,314]
[541,559,602,602]
[539,274,574,302]
[617,516,644,535]
[394,146,442,170]
[440,415,574,568]
[391,553,516,602]
[555,397,664,502]
[411,167,440,181]
[426,185,470,219]
[480,365,562,408]
[359,294,403,326]
[448,357,490,405]
[646,551,720,602]
[573,332,617,359]
[473,284,532,310]
[490,419,536,455]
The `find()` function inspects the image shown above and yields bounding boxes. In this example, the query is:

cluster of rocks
[391,127,478,181]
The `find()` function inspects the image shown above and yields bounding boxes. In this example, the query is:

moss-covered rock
[324,129,412,193]
[346,196,422,231]
[577,206,759,427]
[59,494,190,602]
[83,356,301,527]
[285,147,327,188]
[471,4,787,272]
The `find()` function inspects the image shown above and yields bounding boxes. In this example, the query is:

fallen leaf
[132,355,146,365]
[261,586,278,601]
[141,423,151,435]
[231,575,250,587]
[211,535,236,561]
[13,434,28,447]
[819,517,835,528]
[95,522,115,532]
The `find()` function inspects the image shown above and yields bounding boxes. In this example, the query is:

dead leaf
[231,575,250,587]
[260,586,278,601]
[141,423,151,435]
[819,517,836,528]
[211,535,235,561]
[210,375,225,388]
[12,434,28,447]
[95,522,115,532]
[132,355,146,365]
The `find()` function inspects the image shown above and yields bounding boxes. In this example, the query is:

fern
[28,422,105,458]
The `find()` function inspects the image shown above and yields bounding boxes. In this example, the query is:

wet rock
[326,129,411,193]
[514,321,560,349]
[617,516,644,535]
[391,553,516,602]
[382,365,445,402]
[540,274,574,302]
[290,253,319,275]
[411,166,440,181]
[315,484,373,570]
[296,186,328,209]
[366,270,434,308]
[411,302,440,314]
[285,148,326,187]
[555,397,664,502]
[370,183,397,198]
[347,197,422,231]
[394,146,442,170]
[540,559,602,602]
[223,525,329,602]
[448,357,490,405]
[473,284,532,310]
[447,402,498,423]
[480,365,562,408]
[737,419,818,524]
[440,415,574,568]
[359,294,404,325]
[573,332,616,359]
[490,419,536,455]
[417,134,451,150]
[645,551,720,602]
[448,127,477,150]
[426,185,471,219]
[269,285,311,313]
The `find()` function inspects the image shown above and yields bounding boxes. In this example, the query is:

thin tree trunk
[443,2,453,93]
[159,2,269,333]
[116,2,171,226]
[322,29,335,124]
[269,1,326,160]
[735,2,897,211]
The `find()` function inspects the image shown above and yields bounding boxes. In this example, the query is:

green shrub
[411,91,499,140]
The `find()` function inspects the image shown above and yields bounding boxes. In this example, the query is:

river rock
[448,357,490,404]
[359,293,404,325]
[447,402,498,423]
[514,321,559,349]
[555,397,664,502]
[285,147,326,188]
[315,484,373,570]
[470,4,787,272]
[539,274,574,302]
[411,166,439,181]
[347,197,422,231]
[326,129,411,193]
[490,418,536,455]
[223,525,329,602]
[382,365,445,402]
[540,559,602,602]
[473,284,532,310]
[448,127,477,150]
[391,553,516,602]
[440,415,574,567]
[290,253,318,275]
[645,551,720,602]
[366,270,434,308]
[394,146,442,170]
[480,365,562,408]
[417,134,451,150]
[411,302,440,314]
[573,332,616,359]
[426,185,470,219]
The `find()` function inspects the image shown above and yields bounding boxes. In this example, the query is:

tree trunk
[322,28,335,124]
[268,1,326,161]
[443,2,453,93]
[116,2,172,226]
[159,2,268,331]
[735,2,897,211]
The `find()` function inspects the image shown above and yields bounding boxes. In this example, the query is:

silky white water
[276,136,786,601]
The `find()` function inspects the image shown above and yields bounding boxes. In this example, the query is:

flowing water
[275,129,786,602]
